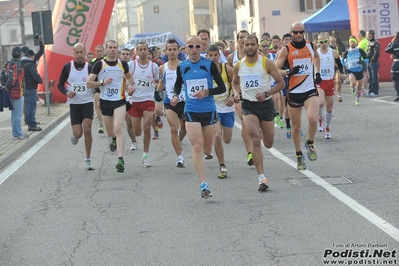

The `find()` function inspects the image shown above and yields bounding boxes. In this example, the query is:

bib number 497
[190,85,204,93]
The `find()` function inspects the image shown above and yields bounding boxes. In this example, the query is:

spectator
[0,47,28,140]
[358,30,369,94]
[22,49,43,131]
[385,31,399,101]
[366,30,380,97]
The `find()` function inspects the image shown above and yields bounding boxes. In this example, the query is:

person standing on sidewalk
[1,47,27,140]
[57,43,95,170]
[22,49,43,132]
[366,30,380,97]
[385,31,399,101]
[87,40,134,173]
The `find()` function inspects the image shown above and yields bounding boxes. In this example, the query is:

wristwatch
[264,91,271,99]
[286,69,290,76]
[100,80,104,86]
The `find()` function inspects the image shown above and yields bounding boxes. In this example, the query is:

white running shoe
[130,142,138,150]
[85,159,94,170]
[324,126,332,139]
[176,159,185,168]
[142,156,152,168]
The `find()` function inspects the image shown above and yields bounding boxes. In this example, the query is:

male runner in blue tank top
[171,35,226,199]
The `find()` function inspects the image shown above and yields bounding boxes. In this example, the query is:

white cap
[124,44,134,50]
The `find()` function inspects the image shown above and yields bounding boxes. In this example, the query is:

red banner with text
[37,0,115,103]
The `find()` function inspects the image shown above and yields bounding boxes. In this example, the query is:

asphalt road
[1,86,398,266]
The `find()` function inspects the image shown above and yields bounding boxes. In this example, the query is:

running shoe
[258,178,269,191]
[318,117,324,132]
[116,158,125,173]
[247,152,254,166]
[205,153,213,160]
[85,159,94,170]
[176,158,185,168]
[324,126,331,139]
[142,155,152,168]
[337,96,343,102]
[278,119,284,128]
[218,165,227,179]
[98,124,105,134]
[286,128,292,139]
[296,154,307,170]
[200,182,212,199]
[109,137,117,152]
[155,116,163,129]
[70,135,78,145]
[130,142,138,150]
[304,141,317,161]
[355,100,359,106]
[274,114,280,125]
[152,130,159,140]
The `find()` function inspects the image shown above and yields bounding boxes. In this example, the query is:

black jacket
[21,57,43,89]
[366,38,380,63]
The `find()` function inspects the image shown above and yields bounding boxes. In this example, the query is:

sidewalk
[0,101,69,171]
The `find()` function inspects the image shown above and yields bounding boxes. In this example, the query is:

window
[10,29,17,43]
[300,0,331,12]
[234,0,245,9]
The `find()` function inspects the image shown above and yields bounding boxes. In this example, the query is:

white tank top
[233,50,240,65]
[164,62,185,101]
[98,59,125,101]
[128,60,159,102]
[238,55,271,102]
[318,47,335,80]
[66,61,93,104]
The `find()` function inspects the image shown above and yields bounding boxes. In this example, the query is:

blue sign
[272,10,281,16]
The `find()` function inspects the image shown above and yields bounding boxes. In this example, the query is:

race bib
[72,83,87,95]
[186,78,207,99]
[293,58,312,75]
[348,58,359,69]
[135,77,152,90]
[241,74,262,90]
[320,64,333,79]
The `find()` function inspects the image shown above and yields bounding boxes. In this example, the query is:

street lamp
[262,17,266,34]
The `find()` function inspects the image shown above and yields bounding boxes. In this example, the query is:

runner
[316,33,345,139]
[341,36,369,106]
[87,40,134,173]
[57,43,95,170]
[155,39,186,168]
[120,46,138,150]
[171,35,226,199]
[275,22,321,170]
[91,45,105,134]
[232,35,285,191]
[127,41,159,167]
[227,30,254,166]
[206,44,234,179]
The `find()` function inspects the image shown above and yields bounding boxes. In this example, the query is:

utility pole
[19,0,26,45]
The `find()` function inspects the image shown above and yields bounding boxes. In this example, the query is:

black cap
[262,32,270,38]
[282,33,292,40]
[25,49,35,56]
[12,46,22,58]
[21,46,29,54]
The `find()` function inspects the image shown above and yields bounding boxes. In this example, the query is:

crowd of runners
[57,22,390,199]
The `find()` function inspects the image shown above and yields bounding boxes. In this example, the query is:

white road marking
[0,118,70,185]
[234,121,399,242]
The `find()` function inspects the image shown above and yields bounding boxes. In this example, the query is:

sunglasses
[318,40,328,44]
[292,30,305,34]
[187,44,201,49]
[122,53,130,55]
[261,45,270,48]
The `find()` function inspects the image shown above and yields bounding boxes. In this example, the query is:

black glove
[288,66,301,76]
[357,60,364,64]
[154,91,163,102]
[315,72,322,84]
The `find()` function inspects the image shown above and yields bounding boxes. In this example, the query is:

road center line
[0,118,70,185]
[234,121,399,242]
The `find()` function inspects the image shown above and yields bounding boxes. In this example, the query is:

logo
[293,50,299,55]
